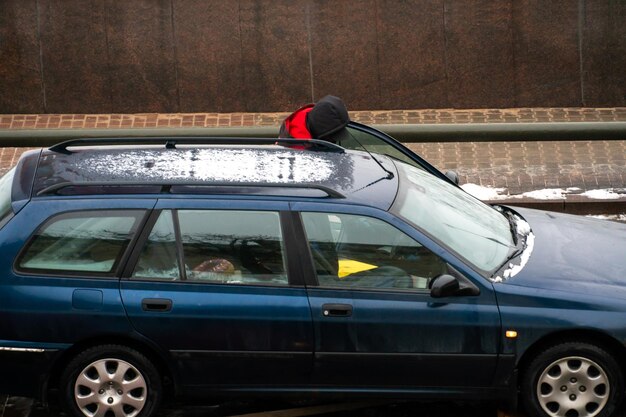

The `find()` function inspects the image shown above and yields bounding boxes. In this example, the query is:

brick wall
[1,0,625,114]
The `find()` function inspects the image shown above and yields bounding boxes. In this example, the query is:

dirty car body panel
[0,138,624,417]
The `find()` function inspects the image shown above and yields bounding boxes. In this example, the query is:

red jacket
[278,104,314,139]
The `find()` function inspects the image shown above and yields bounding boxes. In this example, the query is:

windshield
[0,168,15,221]
[391,162,514,274]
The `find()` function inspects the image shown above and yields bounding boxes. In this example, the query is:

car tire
[60,345,162,417]
[521,342,624,417]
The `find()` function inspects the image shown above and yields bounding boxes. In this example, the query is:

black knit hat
[306,95,350,139]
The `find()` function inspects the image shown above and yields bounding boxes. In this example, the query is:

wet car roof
[26,145,399,209]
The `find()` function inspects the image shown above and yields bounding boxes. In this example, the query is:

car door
[2,198,153,356]
[292,204,501,389]
[120,199,313,390]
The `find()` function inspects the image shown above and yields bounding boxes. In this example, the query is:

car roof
[18,139,400,210]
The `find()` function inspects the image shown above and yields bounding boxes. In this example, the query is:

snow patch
[75,149,335,184]
[461,183,508,200]
[517,187,621,200]
[462,183,623,201]
[493,215,534,283]
[586,214,626,222]
[517,188,572,200]
[580,189,622,200]
[514,214,531,236]
[502,233,535,280]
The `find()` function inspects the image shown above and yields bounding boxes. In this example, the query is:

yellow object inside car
[338,259,378,278]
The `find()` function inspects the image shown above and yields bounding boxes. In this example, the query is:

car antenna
[344,130,394,180]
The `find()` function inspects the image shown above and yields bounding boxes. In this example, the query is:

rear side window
[18,210,144,274]
[131,210,288,286]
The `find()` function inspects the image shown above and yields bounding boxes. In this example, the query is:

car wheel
[60,345,162,417]
[521,342,624,417]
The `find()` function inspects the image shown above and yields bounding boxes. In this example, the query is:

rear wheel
[521,342,623,417]
[60,345,162,417]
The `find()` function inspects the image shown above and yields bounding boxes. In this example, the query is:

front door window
[301,212,447,290]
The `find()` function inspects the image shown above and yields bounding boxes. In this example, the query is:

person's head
[306,95,350,143]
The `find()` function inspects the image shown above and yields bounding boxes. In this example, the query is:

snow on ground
[580,189,622,200]
[461,184,625,201]
[586,214,626,223]
[460,184,508,200]
[518,188,572,200]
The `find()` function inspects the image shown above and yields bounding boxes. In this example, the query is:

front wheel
[60,345,162,417]
[521,342,624,417]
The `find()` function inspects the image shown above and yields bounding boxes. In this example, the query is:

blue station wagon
[0,137,625,417]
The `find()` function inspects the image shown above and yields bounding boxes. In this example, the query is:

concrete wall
[1,0,624,113]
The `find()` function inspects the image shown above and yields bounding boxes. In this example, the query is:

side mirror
[445,170,459,185]
[430,274,460,298]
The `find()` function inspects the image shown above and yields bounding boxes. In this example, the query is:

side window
[301,212,447,291]
[132,210,288,286]
[18,210,144,274]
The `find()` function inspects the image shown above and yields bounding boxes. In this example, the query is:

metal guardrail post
[0,122,625,147]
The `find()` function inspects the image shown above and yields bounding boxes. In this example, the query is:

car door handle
[141,298,172,312]
[322,303,353,317]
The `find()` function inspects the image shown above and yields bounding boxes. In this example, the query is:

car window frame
[14,208,150,279]
[298,210,446,294]
[289,201,494,293]
[122,206,305,288]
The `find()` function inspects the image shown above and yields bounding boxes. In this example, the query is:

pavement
[0,107,625,214]
[0,395,512,417]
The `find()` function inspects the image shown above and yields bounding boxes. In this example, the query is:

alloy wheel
[537,356,609,417]
[74,358,147,417]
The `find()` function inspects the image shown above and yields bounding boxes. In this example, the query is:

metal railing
[0,122,625,147]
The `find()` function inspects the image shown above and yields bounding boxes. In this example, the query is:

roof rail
[48,137,345,154]
[35,181,346,199]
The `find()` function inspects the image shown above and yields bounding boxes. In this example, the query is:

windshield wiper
[345,130,394,180]
[494,211,530,274]
[504,211,519,245]
[442,222,516,249]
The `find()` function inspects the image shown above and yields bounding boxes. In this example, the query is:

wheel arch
[517,329,626,381]
[45,334,179,403]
